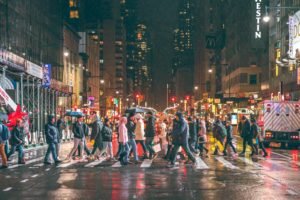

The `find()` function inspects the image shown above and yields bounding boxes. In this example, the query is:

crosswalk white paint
[3,187,12,192]
[20,179,29,183]
[215,157,239,170]
[84,158,106,168]
[195,157,209,169]
[112,161,122,168]
[140,159,153,168]
[57,160,79,168]
[238,157,266,170]
[31,174,39,178]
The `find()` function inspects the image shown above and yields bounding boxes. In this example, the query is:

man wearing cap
[145,112,157,159]
[239,116,255,156]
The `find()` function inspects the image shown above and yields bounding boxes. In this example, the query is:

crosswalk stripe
[215,156,239,170]
[3,187,12,192]
[112,161,122,168]
[57,160,79,168]
[141,159,153,168]
[238,157,266,170]
[84,158,106,168]
[8,156,44,169]
[195,157,209,169]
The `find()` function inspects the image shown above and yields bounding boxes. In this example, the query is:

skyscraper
[172,0,195,99]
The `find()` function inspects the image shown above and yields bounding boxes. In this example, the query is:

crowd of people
[0,110,268,169]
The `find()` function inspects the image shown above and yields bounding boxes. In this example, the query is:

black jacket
[172,117,189,145]
[102,125,113,142]
[145,116,156,137]
[126,119,136,139]
[10,126,25,146]
[241,119,251,138]
[45,123,59,144]
[72,122,85,139]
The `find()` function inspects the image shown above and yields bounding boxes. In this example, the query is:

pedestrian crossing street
[5,153,300,172]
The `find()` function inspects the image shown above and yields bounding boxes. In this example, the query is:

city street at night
[0,139,299,200]
[2,0,300,199]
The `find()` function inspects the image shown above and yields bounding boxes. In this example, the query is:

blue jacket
[45,123,59,144]
[172,116,189,145]
[0,124,10,144]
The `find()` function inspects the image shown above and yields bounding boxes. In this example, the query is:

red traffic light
[136,94,140,99]
[185,96,190,100]
[171,97,176,102]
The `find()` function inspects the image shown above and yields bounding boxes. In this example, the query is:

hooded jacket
[172,112,189,145]
[119,117,128,144]
[126,118,136,140]
[45,122,59,144]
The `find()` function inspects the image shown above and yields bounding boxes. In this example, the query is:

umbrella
[125,107,146,114]
[65,111,84,117]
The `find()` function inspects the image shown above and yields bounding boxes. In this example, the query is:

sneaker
[239,152,245,157]
[44,161,52,165]
[55,160,62,165]
[0,165,8,169]
[263,153,268,157]
[18,161,25,165]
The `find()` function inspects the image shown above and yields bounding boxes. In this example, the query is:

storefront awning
[0,74,14,90]
[0,85,17,111]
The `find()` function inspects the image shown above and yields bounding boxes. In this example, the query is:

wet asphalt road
[0,140,299,200]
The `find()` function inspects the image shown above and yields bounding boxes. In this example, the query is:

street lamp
[194,86,199,90]
[208,69,213,73]
[64,51,69,57]
[263,6,300,23]
[100,79,105,84]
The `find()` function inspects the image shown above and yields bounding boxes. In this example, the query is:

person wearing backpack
[7,119,25,164]
[250,118,267,157]
[223,120,237,156]
[0,121,9,169]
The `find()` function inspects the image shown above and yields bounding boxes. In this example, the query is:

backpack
[217,123,227,138]
[0,124,9,141]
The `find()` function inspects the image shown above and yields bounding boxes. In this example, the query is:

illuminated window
[69,0,78,7]
[70,10,79,18]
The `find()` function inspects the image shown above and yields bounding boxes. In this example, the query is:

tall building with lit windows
[172,0,195,100]
[121,0,153,106]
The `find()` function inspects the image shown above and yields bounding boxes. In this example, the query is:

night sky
[138,0,179,110]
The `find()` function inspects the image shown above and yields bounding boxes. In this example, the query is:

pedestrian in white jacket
[134,114,148,158]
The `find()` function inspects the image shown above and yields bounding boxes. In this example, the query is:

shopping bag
[153,143,161,153]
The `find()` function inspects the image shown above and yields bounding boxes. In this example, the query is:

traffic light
[136,94,140,99]
[185,96,190,101]
[171,97,176,103]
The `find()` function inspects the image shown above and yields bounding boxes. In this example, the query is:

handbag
[153,143,161,153]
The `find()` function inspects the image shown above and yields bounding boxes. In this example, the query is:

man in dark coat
[89,112,104,157]
[44,115,61,165]
[168,112,198,168]
[7,119,25,164]
[239,116,255,156]
[145,112,156,159]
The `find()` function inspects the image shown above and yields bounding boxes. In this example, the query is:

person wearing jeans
[127,113,139,163]
[134,114,147,159]
[67,116,85,161]
[44,115,61,165]
[145,112,156,159]
[118,117,129,165]
[223,121,237,156]
[0,122,9,169]
[7,119,25,164]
